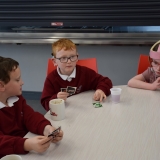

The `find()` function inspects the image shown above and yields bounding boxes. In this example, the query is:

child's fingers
[103,94,107,100]
[57,92,69,100]
[50,130,63,143]
[51,136,63,143]
[60,92,69,96]
[99,94,106,102]
[94,94,100,101]
[93,92,97,99]
[38,136,52,145]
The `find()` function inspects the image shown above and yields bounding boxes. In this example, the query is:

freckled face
[54,48,78,76]
[4,67,24,97]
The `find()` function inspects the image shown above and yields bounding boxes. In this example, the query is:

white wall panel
[0,44,150,91]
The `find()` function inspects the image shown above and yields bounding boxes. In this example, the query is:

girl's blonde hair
[149,40,160,59]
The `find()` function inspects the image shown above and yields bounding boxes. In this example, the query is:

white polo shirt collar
[57,67,76,82]
[0,96,19,109]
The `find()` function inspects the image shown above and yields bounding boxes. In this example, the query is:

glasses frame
[55,55,78,63]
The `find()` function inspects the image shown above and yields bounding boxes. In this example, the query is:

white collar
[57,67,76,82]
[0,96,19,109]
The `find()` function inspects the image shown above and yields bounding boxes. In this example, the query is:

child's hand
[93,89,106,102]
[57,91,69,100]
[43,125,63,143]
[51,129,63,143]
[151,77,160,90]
[24,136,52,153]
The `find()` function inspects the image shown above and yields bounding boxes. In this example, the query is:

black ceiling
[0,0,160,28]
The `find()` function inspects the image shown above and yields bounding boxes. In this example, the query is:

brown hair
[52,38,77,57]
[0,56,19,84]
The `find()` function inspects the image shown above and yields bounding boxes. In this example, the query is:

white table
[20,85,160,160]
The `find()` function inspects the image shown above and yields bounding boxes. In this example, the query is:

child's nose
[21,80,24,85]
[67,58,71,63]
[157,65,160,70]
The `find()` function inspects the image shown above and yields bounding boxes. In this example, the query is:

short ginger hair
[52,38,77,57]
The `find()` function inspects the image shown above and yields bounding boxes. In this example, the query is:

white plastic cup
[110,88,122,103]
[49,99,65,121]
[1,155,22,160]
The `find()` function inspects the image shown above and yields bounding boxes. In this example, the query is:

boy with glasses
[41,38,112,111]
[128,40,160,90]
[0,56,63,158]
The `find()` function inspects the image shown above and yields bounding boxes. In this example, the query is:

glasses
[152,60,160,67]
[55,55,78,63]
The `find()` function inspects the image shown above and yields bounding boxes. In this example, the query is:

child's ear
[76,53,79,62]
[0,81,5,91]
[52,58,57,66]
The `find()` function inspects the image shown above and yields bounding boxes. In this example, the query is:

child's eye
[61,57,67,61]
[153,61,158,65]
[71,56,75,59]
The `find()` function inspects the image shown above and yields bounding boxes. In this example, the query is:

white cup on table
[49,99,65,121]
[1,155,22,160]
[110,88,122,103]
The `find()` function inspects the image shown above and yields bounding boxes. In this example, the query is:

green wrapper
[92,102,103,108]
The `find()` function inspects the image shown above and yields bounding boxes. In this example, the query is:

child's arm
[0,133,29,156]
[88,70,112,96]
[128,74,160,90]
[41,75,65,111]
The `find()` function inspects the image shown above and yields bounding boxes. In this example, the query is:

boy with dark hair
[0,56,63,158]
